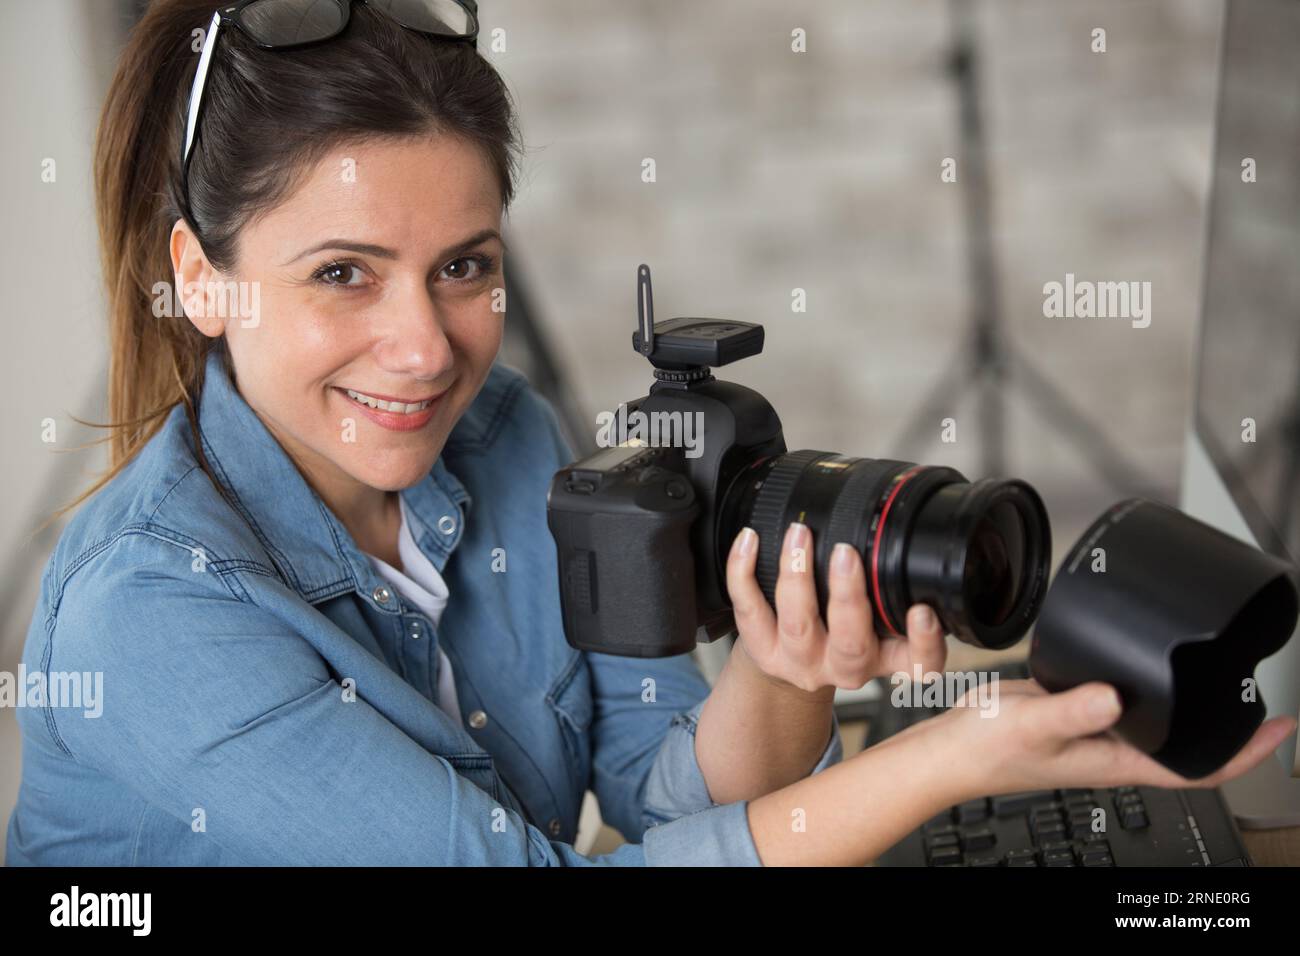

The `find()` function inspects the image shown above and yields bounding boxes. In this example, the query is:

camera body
[546,315,785,656]
[547,266,1053,658]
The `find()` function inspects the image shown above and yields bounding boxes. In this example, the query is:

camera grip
[548,463,701,657]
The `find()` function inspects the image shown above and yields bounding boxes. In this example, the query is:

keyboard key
[1069,811,1103,837]
[966,854,1001,867]
[929,845,962,865]
[926,832,959,850]
[1041,849,1075,866]
[1080,841,1112,860]
[1032,821,1067,841]
[1119,805,1150,830]
[960,827,996,851]
[992,790,1057,818]
[1082,854,1114,867]
[955,799,990,824]
[1030,810,1065,831]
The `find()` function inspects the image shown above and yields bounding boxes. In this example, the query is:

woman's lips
[333,386,443,432]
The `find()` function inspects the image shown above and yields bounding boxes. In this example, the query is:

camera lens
[719,451,1051,649]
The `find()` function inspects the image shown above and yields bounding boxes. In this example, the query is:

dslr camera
[546,266,1052,657]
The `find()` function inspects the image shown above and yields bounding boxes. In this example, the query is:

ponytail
[45,1,228,530]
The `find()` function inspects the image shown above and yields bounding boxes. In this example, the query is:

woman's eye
[441,254,495,284]
[311,261,365,287]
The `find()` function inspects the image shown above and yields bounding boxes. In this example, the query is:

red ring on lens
[870,465,925,636]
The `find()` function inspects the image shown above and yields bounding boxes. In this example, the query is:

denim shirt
[6,343,841,866]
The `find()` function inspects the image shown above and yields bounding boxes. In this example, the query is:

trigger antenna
[637,263,654,355]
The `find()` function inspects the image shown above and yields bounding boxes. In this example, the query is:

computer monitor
[1181,0,1300,827]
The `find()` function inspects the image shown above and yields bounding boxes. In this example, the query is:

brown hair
[48,0,521,528]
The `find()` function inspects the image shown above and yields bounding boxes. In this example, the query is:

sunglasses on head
[180,0,479,214]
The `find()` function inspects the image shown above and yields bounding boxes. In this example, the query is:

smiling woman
[7,0,815,867]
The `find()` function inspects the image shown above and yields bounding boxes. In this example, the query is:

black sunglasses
[180,0,479,212]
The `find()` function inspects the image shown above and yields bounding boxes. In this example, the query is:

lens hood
[1029,498,1299,778]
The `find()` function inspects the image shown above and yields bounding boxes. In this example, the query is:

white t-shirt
[363,497,463,727]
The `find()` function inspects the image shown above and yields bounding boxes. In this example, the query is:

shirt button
[548,818,562,837]
[407,620,423,639]
[373,585,392,605]
[437,515,457,535]
[467,709,488,729]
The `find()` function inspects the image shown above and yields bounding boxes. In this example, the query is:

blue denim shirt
[7,343,840,866]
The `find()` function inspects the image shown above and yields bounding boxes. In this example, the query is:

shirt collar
[195,340,473,611]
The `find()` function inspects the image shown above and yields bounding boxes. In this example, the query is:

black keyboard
[863,660,1253,867]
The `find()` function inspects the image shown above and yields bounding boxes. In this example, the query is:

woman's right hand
[936,678,1297,798]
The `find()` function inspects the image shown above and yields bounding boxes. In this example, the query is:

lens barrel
[720,450,1051,649]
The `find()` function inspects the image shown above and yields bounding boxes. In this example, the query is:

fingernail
[911,604,937,631]
[787,522,810,550]
[1089,689,1122,720]
[736,527,757,557]
[831,542,856,576]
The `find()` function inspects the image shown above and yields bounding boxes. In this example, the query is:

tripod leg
[886,345,977,462]
[1008,344,1164,500]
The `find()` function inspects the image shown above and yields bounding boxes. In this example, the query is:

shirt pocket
[545,649,593,775]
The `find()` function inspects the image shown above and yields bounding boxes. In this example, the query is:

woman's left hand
[725,522,948,695]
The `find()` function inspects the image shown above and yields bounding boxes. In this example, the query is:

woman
[6,0,1292,867]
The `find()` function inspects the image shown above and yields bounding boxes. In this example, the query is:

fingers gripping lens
[723,452,1050,649]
